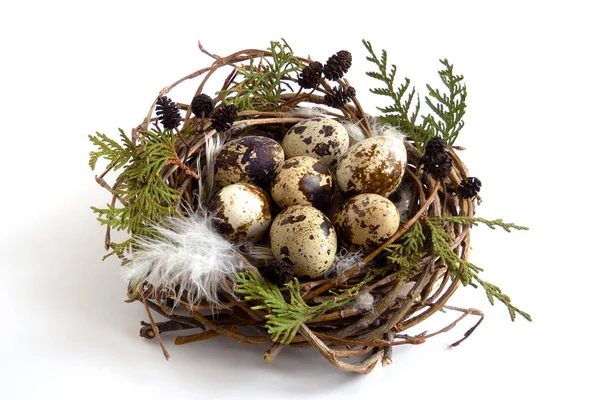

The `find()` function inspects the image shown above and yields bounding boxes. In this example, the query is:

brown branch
[141,291,170,360]
[165,158,200,180]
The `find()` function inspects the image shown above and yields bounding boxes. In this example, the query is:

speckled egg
[282,118,349,167]
[336,136,407,197]
[270,156,333,211]
[333,193,400,251]
[214,136,285,188]
[270,205,337,278]
[208,183,272,243]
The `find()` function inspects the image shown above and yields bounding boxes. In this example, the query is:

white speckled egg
[336,136,407,197]
[333,193,400,251]
[270,205,337,278]
[208,183,272,243]
[270,156,333,211]
[282,118,349,167]
[214,136,285,188]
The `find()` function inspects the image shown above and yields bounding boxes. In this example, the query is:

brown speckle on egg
[336,136,407,197]
[282,118,349,167]
[271,156,333,211]
[208,183,272,243]
[333,193,400,251]
[214,136,285,188]
[270,205,337,279]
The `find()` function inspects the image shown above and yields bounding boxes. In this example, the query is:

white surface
[0,1,598,399]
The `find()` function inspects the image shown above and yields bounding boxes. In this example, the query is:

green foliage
[235,272,361,343]
[363,40,468,149]
[385,217,531,322]
[431,216,529,232]
[363,40,425,144]
[423,218,531,321]
[421,59,468,147]
[385,222,425,280]
[219,40,303,112]
[423,218,483,286]
[89,127,181,260]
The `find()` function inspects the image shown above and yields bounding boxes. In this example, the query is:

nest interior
[91,41,502,375]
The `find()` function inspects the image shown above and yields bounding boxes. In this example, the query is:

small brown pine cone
[298,62,324,89]
[156,96,182,130]
[324,86,356,108]
[260,260,294,287]
[323,50,352,81]
[457,177,482,198]
[210,104,238,132]
[191,94,214,118]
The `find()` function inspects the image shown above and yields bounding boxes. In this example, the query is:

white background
[1,1,598,399]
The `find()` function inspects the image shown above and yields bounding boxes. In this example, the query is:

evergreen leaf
[234,272,361,343]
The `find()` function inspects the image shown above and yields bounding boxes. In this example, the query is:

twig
[264,343,285,365]
[141,290,170,360]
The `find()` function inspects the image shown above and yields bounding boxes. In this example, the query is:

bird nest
[89,40,529,374]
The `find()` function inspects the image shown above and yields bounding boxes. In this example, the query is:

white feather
[202,132,223,204]
[290,106,330,117]
[243,244,276,263]
[354,292,375,311]
[342,121,366,145]
[371,120,406,141]
[123,211,247,307]
[395,184,413,223]
[343,118,407,146]
[326,249,364,278]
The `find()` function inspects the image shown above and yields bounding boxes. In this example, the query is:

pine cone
[210,104,238,132]
[323,86,356,108]
[323,50,352,81]
[457,177,482,198]
[425,136,446,155]
[260,260,294,286]
[298,62,323,89]
[422,152,453,180]
[420,138,452,180]
[191,94,214,118]
[155,96,182,130]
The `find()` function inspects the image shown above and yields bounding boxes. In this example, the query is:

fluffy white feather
[371,120,406,141]
[201,132,223,203]
[343,118,406,146]
[395,184,413,223]
[123,211,247,307]
[326,249,364,278]
[342,121,366,145]
[243,244,276,263]
[354,292,375,311]
[290,106,330,117]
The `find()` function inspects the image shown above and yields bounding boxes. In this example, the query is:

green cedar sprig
[88,127,180,260]
[363,40,467,150]
[235,272,361,343]
[220,40,303,112]
[362,39,423,143]
[384,222,425,280]
[386,217,531,322]
[433,216,529,232]
[421,59,467,147]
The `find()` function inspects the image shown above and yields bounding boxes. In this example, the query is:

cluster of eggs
[207,118,407,279]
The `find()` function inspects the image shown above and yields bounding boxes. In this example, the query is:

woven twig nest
[90,40,529,374]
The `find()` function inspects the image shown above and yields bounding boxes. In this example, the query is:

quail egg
[282,118,349,167]
[333,193,400,251]
[336,136,407,197]
[214,136,285,188]
[270,205,337,278]
[208,183,272,243]
[270,156,333,211]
